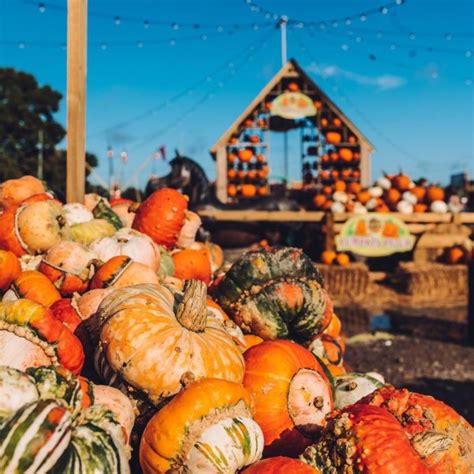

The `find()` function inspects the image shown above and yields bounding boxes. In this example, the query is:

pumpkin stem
[176,279,207,332]
[128,202,140,213]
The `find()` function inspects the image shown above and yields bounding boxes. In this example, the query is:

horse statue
[146,151,303,247]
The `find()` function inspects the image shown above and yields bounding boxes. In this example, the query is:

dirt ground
[345,334,474,423]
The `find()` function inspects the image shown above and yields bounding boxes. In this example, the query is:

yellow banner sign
[335,214,415,257]
[270,91,317,120]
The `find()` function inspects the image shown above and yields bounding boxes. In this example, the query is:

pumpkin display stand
[393,262,468,299]
[316,262,369,301]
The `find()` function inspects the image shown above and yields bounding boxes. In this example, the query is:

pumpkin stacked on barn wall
[214,247,332,342]
[140,378,264,473]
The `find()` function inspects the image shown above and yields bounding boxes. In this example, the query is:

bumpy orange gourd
[172,248,212,284]
[7,271,61,308]
[325,132,342,144]
[320,250,336,265]
[238,149,254,163]
[0,250,21,291]
[244,340,333,456]
[132,188,187,249]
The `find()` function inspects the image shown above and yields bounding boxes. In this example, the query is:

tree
[0,68,98,195]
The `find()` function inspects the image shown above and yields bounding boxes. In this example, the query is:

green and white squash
[214,247,332,342]
[93,199,123,231]
[333,372,385,409]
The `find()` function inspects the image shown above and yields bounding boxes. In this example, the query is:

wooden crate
[393,262,468,298]
[317,263,370,300]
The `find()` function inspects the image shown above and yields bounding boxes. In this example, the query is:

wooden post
[66,0,87,203]
[469,260,474,345]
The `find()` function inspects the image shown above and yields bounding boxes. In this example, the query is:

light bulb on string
[465,79,472,86]
[332,21,338,28]
[345,18,352,25]
[137,41,144,48]
[144,20,150,29]
[341,43,349,51]
[100,43,107,50]
[217,25,224,32]
[445,33,452,40]
[38,3,45,13]
[360,14,367,22]
[395,0,404,5]
[252,23,259,30]
[295,22,304,28]
[465,49,472,58]
[409,32,416,40]
[355,36,362,43]
[172,22,179,30]
[201,34,208,41]
[18,42,25,49]
[376,31,383,38]
[319,21,326,29]
[114,16,121,26]
[272,13,279,20]
[390,43,397,50]
[169,39,176,46]
[380,6,389,14]
[265,13,272,19]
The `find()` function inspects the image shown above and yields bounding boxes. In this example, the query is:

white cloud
[307,63,406,91]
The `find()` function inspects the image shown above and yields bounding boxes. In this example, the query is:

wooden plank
[332,212,470,224]
[461,213,474,224]
[416,233,469,249]
[198,210,325,222]
[66,0,88,203]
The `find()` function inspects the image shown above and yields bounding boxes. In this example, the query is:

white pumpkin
[63,203,94,226]
[90,228,161,271]
[402,191,417,205]
[368,186,383,198]
[334,372,385,410]
[397,200,414,214]
[353,202,368,214]
[84,193,110,211]
[376,177,391,190]
[365,198,378,211]
[19,255,43,271]
[330,201,345,214]
[430,200,448,213]
[333,191,348,204]
[176,211,202,248]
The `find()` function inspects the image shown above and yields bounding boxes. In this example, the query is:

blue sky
[1,0,473,187]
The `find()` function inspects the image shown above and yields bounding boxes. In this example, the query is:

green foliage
[0,68,98,196]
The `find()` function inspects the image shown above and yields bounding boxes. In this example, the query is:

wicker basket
[393,262,467,298]
[317,263,370,301]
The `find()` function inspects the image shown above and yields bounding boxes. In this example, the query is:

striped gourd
[214,247,332,342]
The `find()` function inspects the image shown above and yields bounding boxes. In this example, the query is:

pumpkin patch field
[0,176,472,473]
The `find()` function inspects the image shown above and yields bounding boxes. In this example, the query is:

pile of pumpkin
[0,175,472,473]
[313,171,460,215]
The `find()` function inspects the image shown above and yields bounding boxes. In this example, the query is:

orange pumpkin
[348,182,361,194]
[352,169,361,178]
[313,194,327,209]
[0,206,28,257]
[385,188,401,207]
[426,185,445,203]
[6,271,61,308]
[20,192,58,205]
[229,136,238,145]
[237,168,247,180]
[244,118,254,128]
[332,117,342,127]
[256,153,266,163]
[392,173,411,191]
[172,248,212,284]
[320,250,336,265]
[411,185,426,201]
[340,169,351,179]
[248,135,260,144]
[320,170,330,181]
[338,148,353,162]
[322,200,334,210]
[329,151,339,162]
[321,154,330,163]
[228,152,237,163]
[227,168,237,179]
[348,135,357,143]
[243,457,317,474]
[257,165,269,179]
[227,184,238,197]
[91,255,159,290]
[257,118,266,127]
[330,170,339,179]
[190,241,224,274]
[244,340,333,456]
[322,185,333,195]
[264,101,272,110]
[320,118,329,127]
[334,180,346,192]
[446,246,466,264]
[375,202,390,213]
[258,186,269,197]
[313,100,322,109]
[414,203,428,213]
[0,175,45,210]
[241,184,257,198]
[132,188,187,249]
[238,148,254,163]
[326,132,342,144]
[0,250,21,291]
[335,253,350,266]
[287,82,300,92]
[357,190,370,204]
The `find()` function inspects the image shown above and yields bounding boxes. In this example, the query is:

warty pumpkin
[244,340,333,457]
[243,457,318,474]
[0,299,84,373]
[0,250,21,291]
[140,378,263,474]
[358,385,474,473]
[214,247,332,342]
[172,248,212,284]
[39,241,98,296]
[0,365,131,473]
[91,228,161,271]
[0,175,45,210]
[300,404,431,473]
[308,334,346,377]
[92,280,245,407]
[132,187,188,249]
[4,270,61,308]
[91,255,160,290]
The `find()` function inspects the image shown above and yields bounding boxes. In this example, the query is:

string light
[200,34,208,41]
[143,20,149,29]
[114,16,121,26]
[341,43,349,51]
[444,33,452,41]
[137,41,144,48]
[172,22,179,30]
[345,18,352,26]
[38,3,45,13]
[100,43,107,50]
[18,42,25,49]
[465,50,472,58]
[359,14,367,22]
[380,6,389,14]
[409,32,416,40]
